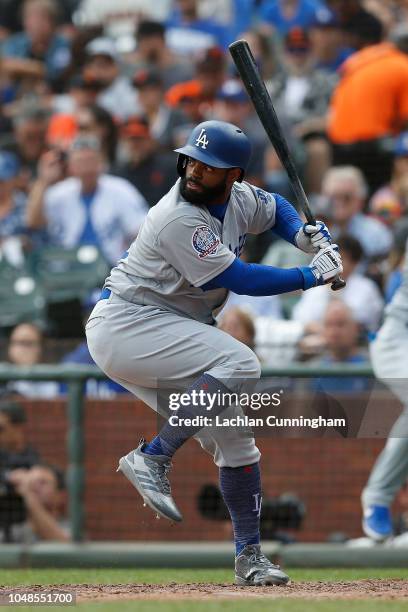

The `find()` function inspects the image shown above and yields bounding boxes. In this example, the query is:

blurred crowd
[0,0,408,397]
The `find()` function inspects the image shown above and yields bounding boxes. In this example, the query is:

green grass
[1,568,407,612]
[76,603,408,612]
[1,567,408,585]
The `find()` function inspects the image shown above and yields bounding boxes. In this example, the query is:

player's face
[180,157,238,206]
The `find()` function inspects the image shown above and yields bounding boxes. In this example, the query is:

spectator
[218,306,256,351]
[113,117,177,207]
[292,235,384,332]
[369,132,408,226]
[259,0,325,37]
[327,26,408,193]
[75,104,118,167]
[166,46,227,123]
[213,79,266,185]
[240,28,280,82]
[71,0,169,29]
[132,69,188,150]
[309,5,354,72]
[5,323,59,399]
[48,102,118,167]
[341,6,384,52]
[2,0,71,91]
[2,105,49,191]
[83,37,138,121]
[271,26,336,193]
[51,72,100,115]
[310,300,371,392]
[322,166,393,259]
[0,151,27,247]
[166,0,231,56]
[5,463,71,542]
[0,400,40,470]
[128,20,193,90]
[26,135,148,265]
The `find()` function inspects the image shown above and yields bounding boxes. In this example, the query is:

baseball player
[86,120,342,585]
[362,240,408,541]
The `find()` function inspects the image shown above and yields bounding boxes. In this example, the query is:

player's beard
[179,175,228,207]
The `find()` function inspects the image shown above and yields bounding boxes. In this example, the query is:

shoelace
[248,551,280,570]
[148,460,171,495]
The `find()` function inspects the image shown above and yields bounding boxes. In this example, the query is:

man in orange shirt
[328,27,408,194]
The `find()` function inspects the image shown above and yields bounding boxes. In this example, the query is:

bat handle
[331,277,346,291]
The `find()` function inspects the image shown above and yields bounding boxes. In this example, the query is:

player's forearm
[25,180,47,229]
[271,193,303,245]
[201,258,316,296]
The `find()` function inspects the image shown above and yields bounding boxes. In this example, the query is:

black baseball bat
[229,39,345,292]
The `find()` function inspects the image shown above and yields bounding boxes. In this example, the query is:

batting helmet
[174,120,251,182]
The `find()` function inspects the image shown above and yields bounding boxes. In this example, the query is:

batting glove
[299,245,343,290]
[295,220,332,253]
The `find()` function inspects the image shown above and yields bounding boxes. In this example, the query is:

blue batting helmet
[174,120,251,182]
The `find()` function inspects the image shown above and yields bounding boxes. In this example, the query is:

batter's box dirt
[3,580,407,602]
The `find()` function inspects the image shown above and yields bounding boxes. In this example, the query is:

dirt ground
[2,580,408,602]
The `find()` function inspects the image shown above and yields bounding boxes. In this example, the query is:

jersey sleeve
[245,184,277,234]
[156,216,236,287]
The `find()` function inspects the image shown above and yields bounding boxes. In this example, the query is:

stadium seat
[30,245,109,303]
[0,254,46,328]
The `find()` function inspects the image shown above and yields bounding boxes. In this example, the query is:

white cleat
[117,438,182,522]
[235,545,290,586]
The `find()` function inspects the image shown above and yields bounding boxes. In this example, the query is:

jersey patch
[192,225,220,258]
[256,188,273,206]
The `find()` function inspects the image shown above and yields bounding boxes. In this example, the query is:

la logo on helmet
[195,128,209,150]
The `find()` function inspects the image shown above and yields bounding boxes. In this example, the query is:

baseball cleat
[116,438,182,522]
[362,505,392,541]
[235,544,290,586]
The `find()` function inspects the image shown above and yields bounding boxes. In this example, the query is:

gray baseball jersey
[105,179,277,324]
[385,239,408,322]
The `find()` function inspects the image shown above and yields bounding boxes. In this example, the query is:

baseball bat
[229,39,345,291]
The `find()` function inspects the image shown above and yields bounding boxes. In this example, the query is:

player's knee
[234,347,261,379]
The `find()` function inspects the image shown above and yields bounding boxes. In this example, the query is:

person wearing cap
[328,26,408,194]
[83,37,139,121]
[309,5,354,72]
[113,117,177,207]
[0,400,40,472]
[165,0,231,56]
[0,151,29,247]
[166,46,227,123]
[271,27,336,194]
[213,79,267,186]
[369,132,408,227]
[132,68,188,150]
[2,0,71,91]
[26,135,148,265]
[258,0,325,37]
[0,398,70,543]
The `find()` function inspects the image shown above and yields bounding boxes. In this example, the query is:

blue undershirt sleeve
[271,193,303,245]
[201,257,317,295]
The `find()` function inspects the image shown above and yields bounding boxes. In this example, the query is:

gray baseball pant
[85,293,261,468]
[362,316,408,507]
